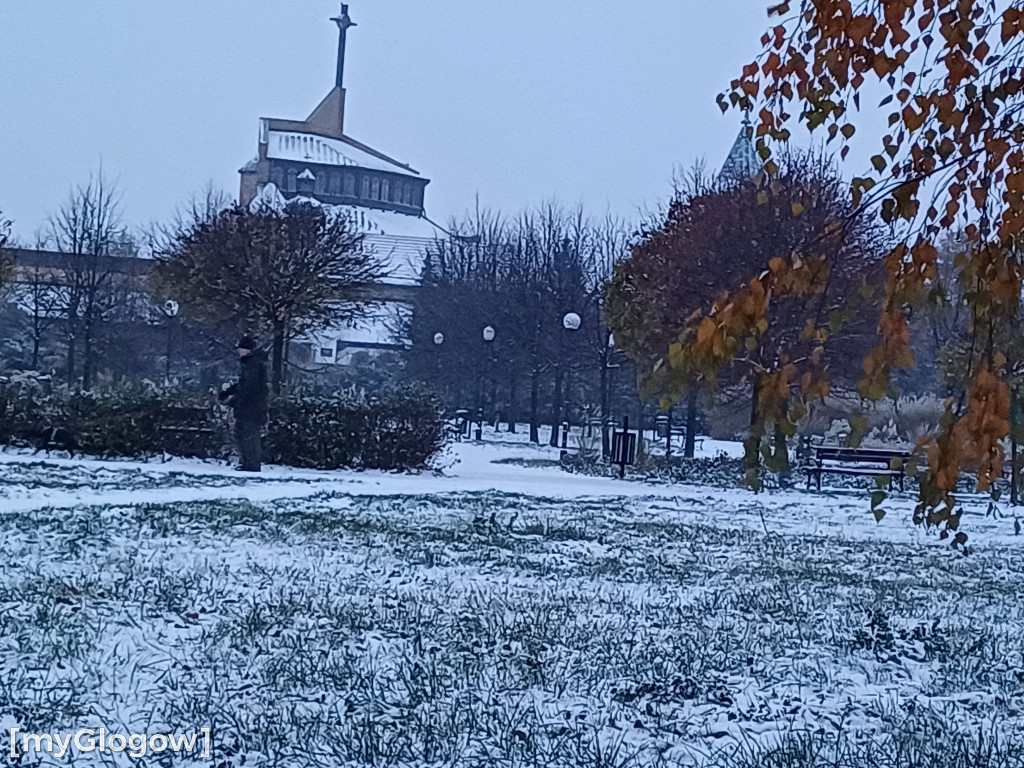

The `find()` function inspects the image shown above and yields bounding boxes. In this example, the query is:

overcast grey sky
[1,1,782,241]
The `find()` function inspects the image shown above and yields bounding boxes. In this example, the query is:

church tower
[238,4,430,217]
[718,113,763,183]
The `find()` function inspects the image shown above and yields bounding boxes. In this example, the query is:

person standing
[219,335,269,472]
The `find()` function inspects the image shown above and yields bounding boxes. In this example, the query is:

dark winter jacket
[221,349,269,424]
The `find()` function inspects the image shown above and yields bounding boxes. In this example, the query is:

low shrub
[0,378,447,470]
[561,449,746,488]
[0,376,226,459]
[264,386,446,470]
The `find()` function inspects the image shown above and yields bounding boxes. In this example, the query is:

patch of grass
[1,471,1023,766]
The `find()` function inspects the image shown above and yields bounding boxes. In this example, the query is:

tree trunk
[32,332,40,371]
[271,323,285,395]
[744,378,761,487]
[549,370,563,447]
[600,349,610,459]
[684,384,698,458]
[774,424,790,470]
[529,370,540,444]
[66,334,77,387]
[1012,393,1019,506]
[507,374,517,433]
[82,320,94,389]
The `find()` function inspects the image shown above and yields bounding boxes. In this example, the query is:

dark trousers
[234,420,262,471]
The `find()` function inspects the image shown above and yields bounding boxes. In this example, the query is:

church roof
[266,129,419,177]
[249,183,440,286]
[719,118,762,183]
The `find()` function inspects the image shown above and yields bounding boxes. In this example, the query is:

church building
[239,5,429,216]
[238,4,439,365]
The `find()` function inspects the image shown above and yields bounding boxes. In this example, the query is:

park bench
[667,426,704,452]
[806,446,913,492]
[653,422,704,453]
[157,405,217,459]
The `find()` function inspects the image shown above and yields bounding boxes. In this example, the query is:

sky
[1,1,790,242]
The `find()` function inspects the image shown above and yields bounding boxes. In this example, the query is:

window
[361,175,370,198]
[315,172,326,194]
[271,167,284,189]
[403,184,412,205]
[381,178,390,202]
[287,168,297,192]
[329,173,341,195]
[413,185,422,207]
[371,176,380,200]
[344,173,355,196]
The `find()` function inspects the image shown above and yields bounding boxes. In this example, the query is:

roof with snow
[251,184,439,286]
[266,130,419,178]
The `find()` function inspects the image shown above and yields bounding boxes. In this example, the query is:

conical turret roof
[719,115,762,183]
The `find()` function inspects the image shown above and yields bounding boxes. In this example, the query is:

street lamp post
[478,325,496,440]
[162,300,179,381]
[602,332,620,460]
[553,312,582,448]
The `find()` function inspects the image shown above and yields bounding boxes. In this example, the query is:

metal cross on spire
[330,3,357,89]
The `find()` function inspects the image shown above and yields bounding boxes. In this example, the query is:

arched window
[403,184,412,205]
[413,185,422,207]
[371,176,380,200]
[315,172,326,194]
[271,167,284,189]
[344,173,355,196]
[381,178,390,202]
[329,173,341,195]
[287,168,297,192]
[361,175,370,198]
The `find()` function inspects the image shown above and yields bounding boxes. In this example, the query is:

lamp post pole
[556,312,582,449]
[602,332,620,460]
[478,325,495,440]
[162,300,179,382]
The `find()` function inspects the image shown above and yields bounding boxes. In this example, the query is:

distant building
[719,113,763,184]
[238,4,443,365]
[238,5,428,217]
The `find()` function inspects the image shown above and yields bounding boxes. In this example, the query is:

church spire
[719,110,762,184]
[330,4,357,90]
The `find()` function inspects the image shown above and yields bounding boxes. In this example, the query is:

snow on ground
[1,432,1022,767]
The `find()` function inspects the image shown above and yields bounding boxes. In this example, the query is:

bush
[264,386,446,470]
[0,376,227,459]
[561,448,746,488]
[0,378,447,470]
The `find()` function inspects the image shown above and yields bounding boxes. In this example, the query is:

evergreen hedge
[0,376,446,470]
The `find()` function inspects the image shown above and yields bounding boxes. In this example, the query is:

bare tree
[13,259,64,371]
[408,203,610,445]
[151,194,387,393]
[44,175,124,388]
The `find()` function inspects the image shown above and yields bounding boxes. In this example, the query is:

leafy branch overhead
[715,0,1024,538]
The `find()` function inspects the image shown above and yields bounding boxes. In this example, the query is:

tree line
[0,144,1006,484]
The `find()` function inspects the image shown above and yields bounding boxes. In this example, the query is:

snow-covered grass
[1,439,1023,767]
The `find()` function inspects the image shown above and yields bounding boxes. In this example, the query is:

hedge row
[0,377,447,470]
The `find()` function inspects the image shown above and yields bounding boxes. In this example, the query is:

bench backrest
[163,405,212,422]
[814,447,911,465]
